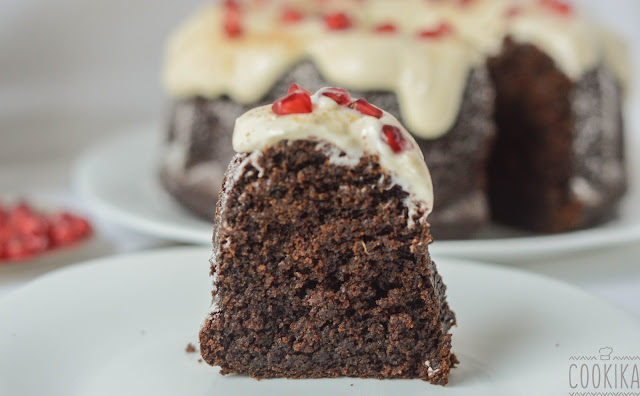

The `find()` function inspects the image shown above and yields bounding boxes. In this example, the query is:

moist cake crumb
[199,88,456,384]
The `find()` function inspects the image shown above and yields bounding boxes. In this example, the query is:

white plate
[74,126,640,263]
[1,247,639,395]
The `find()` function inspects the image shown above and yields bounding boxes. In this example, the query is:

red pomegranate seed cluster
[0,202,92,262]
[223,0,243,38]
[324,12,352,31]
[417,22,454,39]
[374,22,397,33]
[381,125,413,154]
[272,85,410,154]
[539,0,573,16]
[426,0,474,6]
[281,8,304,23]
[273,84,385,117]
[505,5,523,18]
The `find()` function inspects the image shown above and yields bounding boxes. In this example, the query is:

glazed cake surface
[199,89,457,384]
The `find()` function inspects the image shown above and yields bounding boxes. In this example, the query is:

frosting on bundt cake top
[232,85,434,220]
[163,0,630,139]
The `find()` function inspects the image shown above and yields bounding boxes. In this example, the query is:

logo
[600,347,614,361]
[569,347,640,395]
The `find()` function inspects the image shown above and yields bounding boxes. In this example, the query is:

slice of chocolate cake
[199,86,457,384]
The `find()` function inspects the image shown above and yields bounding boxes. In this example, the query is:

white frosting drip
[164,0,630,139]
[505,3,599,80]
[598,26,633,95]
[233,90,434,218]
[163,5,308,103]
[307,33,476,138]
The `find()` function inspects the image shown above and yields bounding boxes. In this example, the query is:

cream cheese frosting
[233,89,434,221]
[164,0,630,139]
[505,2,599,81]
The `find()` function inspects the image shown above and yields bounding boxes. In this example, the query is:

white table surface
[1,0,640,319]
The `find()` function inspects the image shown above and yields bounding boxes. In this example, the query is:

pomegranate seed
[281,8,303,23]
[272,93,313,115]
[287,83,312,96]
[324,12,352,31]
[539,0,573,16]
[0,225,11,251]
[0,205,6,226]
[8,204,46,236]
[69,215,92,238]
[49,217,75,246]
[381,125,412,154]
[0,223,10,239]
[224,0,239,9]
[320,87,351,106]
[13,214,46,235]
[417,22,453,39]
[224,19,242,38]
[5,237,33,261]
[17,216,46,236]
[349,99,383,119]
[458,0,475,6]
[0,201,93,262]
[223,0,243,38]
[374,22,397,33]
[505,5,522,18]
[10,202,32,217]
[24,234,49,254]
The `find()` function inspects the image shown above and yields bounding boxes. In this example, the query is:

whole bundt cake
[160,0,630,238]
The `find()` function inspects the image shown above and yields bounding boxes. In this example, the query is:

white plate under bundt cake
[160,0,630,239]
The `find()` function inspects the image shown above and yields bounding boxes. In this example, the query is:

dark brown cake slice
[199,86,457,384]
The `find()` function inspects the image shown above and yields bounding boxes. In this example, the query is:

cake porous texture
[199,88,457,384]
